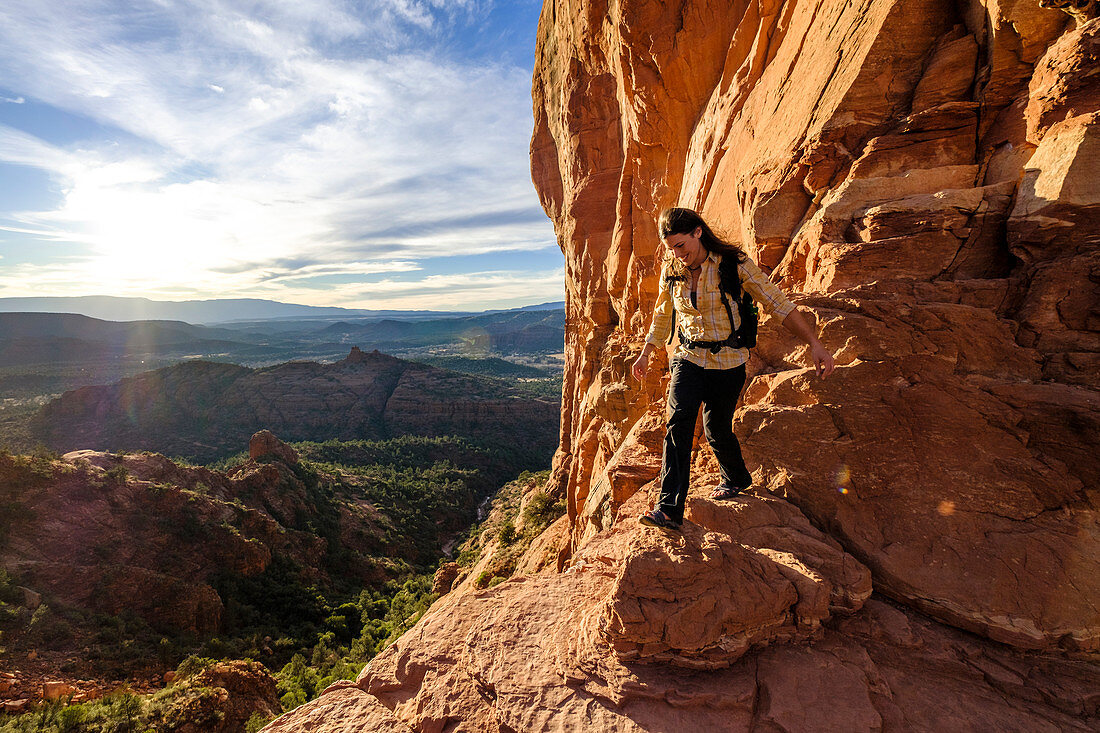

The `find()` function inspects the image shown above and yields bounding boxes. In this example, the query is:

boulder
[601,492,871,668]
[431,562,459,596]
[2,700,31,715]
[248,430,299,465]
[41,681,77,701]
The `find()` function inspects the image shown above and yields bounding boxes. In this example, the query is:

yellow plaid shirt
[645,252,796,369]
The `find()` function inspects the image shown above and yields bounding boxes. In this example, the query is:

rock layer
[533,0,1099,652]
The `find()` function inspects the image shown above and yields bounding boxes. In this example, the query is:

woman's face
[664,226,705,268]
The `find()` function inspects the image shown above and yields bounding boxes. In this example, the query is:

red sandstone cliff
[265,1,1100,730]
[531,0,1100,653]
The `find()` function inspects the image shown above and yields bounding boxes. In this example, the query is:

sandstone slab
[266,526,1097,732]
[601,491,871,668]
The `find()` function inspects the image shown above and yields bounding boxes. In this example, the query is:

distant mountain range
[0,295,565,325]
[0,306,566,423]
[0,305,565,372]
[0,312,283,369]
[321,309,566,353]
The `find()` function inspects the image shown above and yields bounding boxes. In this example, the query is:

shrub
[277,654,320,712]
[26,605,75,649]
[522,492,565,535]
[455,546,479,567]
[30,444,60,461]
[0,569,21,605]
[497,521,517,546]
[175,655,217,680]
[104,465,129,486]
[246,712,275,732]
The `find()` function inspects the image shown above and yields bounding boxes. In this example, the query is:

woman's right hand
[631,349,651,382]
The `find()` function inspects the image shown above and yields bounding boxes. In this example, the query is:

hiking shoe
[710,485,745,500]
[639,509,681,530]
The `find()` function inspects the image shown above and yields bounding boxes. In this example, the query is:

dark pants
[657,358,751,523]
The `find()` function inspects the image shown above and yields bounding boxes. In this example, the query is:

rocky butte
[30,347,559,464]
[266,1,1099,730]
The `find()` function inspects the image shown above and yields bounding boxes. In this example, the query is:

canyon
[188,0,1100,729]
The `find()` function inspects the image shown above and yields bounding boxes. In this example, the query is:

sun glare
[55,172,328,294]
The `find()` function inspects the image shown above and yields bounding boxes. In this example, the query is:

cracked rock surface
[266,491,1096,731]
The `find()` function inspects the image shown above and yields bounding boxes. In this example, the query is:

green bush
[0,692,152,733]
[0,569,21,605]
[522,492,565,535]
[246,712,275,733]
[26,605,74,650]
[175,655,217,680]
[455,546,479,567]
[103,465,129,486]
[277,654,320,712]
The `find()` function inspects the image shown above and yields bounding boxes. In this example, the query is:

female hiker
[631,207,835,530]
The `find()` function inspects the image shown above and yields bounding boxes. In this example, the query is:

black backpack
[665,255,758,353]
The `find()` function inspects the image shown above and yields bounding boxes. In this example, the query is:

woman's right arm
[632,265,673,382]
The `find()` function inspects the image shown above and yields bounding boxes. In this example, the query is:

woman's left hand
[811,344,835,379]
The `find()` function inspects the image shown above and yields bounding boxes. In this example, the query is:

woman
[631,207,835,530]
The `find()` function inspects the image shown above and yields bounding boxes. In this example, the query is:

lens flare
[835,464,852,495]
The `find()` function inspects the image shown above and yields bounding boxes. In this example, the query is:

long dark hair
[658,207,745,277]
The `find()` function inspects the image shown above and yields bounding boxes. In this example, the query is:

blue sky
[0,0,562,311]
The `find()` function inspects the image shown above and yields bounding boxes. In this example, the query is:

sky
[0,0,562,311]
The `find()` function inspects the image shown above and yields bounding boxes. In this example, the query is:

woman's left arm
[739,258,835,379]
[781,309,835,378]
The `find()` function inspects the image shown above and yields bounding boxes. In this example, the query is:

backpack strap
[664,272,683,346]
[664,256,757,352]
[716,255,741,346]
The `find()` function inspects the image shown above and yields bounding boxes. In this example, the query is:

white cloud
[1,96,24,104]
[0,0,560,310]
[0,257,563,311]
[0,125,74,173]
[264,268,567,310]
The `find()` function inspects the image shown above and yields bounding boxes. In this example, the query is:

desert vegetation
[0,433,555,730]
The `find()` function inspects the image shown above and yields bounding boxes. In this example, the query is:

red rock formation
[530,0,1099,653]
[265,494,1096,732]
[602,493,871,668]
[265,2,1100,730]
[0,442,384,634]
[31,348,559,463]
[249,429,300,464]
[170,661,281,733]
